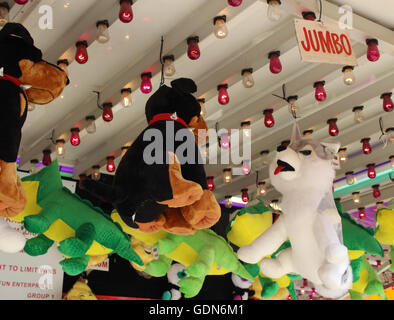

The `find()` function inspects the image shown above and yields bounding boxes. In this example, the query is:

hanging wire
[272,84,298,120]
[256,170,259,187]
[159,36,165,87]
[378,116,389,148]
[93,91,103,110]
[317,0,323,22]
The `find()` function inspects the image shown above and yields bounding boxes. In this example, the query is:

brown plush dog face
[18,59,68,105]
[189,115,208,146]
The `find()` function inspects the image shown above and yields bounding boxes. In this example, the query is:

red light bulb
[376,260,381,268]
[140,72,153,94]
[366,39,380,62]
[372,185,381,199]
[268,51,282,74]
[241,189,249,203]
[242,160,250,175]
[358,207,366,220]
[361,138,372,155]
[70,128,81,146]
[42,150,52,166]
[187,37,200,60]
[106,156,116,173]
[119,0,133,23]
[381,93,393,112]
[218,84,229,105]
[228,0,242,6]
[14,0,29,4]
[287,295,292,300]
[327,118,339,136]
[102,103,113,122]
[207,176,215,191]
[75,41,88,64]
[314,81,327,102]
[264,109,275,128]
[302,11,316,21]
[303,279,308,287]
[367,163,376,179]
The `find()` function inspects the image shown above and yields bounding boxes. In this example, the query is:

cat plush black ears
[0,22,36,46]
[171,78,197,95]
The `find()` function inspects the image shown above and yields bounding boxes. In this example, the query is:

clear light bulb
[85,116,96,134]
[267,0,282,22]
[56,140,65,156]
[353,106,364,123]
[287,96,298,114]
[0,3,10,27]
[198,99,206,117]
[29,160,39,174]
[121,88,132,108]
[163,55,176,77]
[225,196,232,209]
[342,66,355,85]
[242,69,254,88]
[338,148,348,163]
[241,121,251,138]
[352,192,361,204]
[260,150,269,165]
[91,165,101,181]
[223,169,232,184]
[213,16,228,39]
[346,171,355,185]
[257,182,267,196]
[96,20,110,44]
[386,128,394,143]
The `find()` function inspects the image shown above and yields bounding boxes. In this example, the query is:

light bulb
[187,36,200,60]
[260,150,269,165]
[367,163,376,179]
[207,176,215,191]
[29,160,39,174]
[163,55,176,77]
[198,99,206,117]
[391,155,394,168]
[267,0,282,21]
[372,185,381,199]
[241,189,249,203]
[218,84,230,105]
[225,196,232,209]
[0,2,10,27]
[223,169,232,184]
[358,207,366,220]
[57,59,69,75]
[268,51,282,74]
[102,103,114,122]
[106,156,116,173]
[220,130,231,149]
[14,0,29,4]
[303,130,313,137]
[257,182,267,196]
[376,201,384,208]
[70,128,81,146]
[366,39,380,62]
[28,103,35,112]
[241,68,254,88]
[263,109,275,128]
[121,88,132,108]
[91,165,101,181]
[228,0,242,6]
[140,72,153,94]
[386,128,394,143]
[345,171,355,185]
[96,20,110,43]
[75,41,88,64]
[242,160,251,175]
[270,200,280,211]
[352,192,361,204]
[314,81,327,102]
[338,148,348,163]
[213,16,228,39]
[381,93,393,112]
[287,96,298,114]
[302,11,316,21]
[241,121,251,137]
[327,118,339,137]
[119,0,133,23]
[342,66,355,85]
[42,150,52,166]
[353,106,364,123]
[361,138,372,155]
[56,139,65,156]
[85,116,96,134]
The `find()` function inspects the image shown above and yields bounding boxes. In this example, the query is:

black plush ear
[0,23,35,45]
[171,78,197,94]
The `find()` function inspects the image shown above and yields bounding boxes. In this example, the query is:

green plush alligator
[9,161,143,276]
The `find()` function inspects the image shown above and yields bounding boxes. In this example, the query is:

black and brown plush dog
[83,78,221,235]
[0,23,69,217]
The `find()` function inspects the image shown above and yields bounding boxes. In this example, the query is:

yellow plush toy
[65,279,97,300]
[375,200,394,246]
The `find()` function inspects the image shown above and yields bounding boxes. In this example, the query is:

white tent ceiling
[9,0,393,213]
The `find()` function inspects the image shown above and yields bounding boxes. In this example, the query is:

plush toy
[112,211,254,298]
[65,279,98,300]
[162,263,187,300]
[0,22,68,252]
[375,199,394,246]
[8,161,143,275]
[82,78,220,235]
[238,123,352,299]
[231,273,254,300]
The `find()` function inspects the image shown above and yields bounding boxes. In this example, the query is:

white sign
[294,19,358,66]
[86,259,110,272]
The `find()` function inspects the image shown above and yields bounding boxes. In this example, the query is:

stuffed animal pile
[0,22,68,253]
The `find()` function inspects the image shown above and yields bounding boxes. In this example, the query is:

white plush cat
[238,123,352,299]
[0,218,26,253]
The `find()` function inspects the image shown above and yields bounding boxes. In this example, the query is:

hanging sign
[294,19,358,66]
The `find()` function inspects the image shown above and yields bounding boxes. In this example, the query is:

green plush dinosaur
[143,228,255,298]
[9,161,143,276]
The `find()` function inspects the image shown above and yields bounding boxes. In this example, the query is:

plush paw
[318,263,348,290]
[58,237,89,258]
[24,215,51,234]
[178,277,204,298]
[24,236,53,256]
[181,190,221,229]
[186,262,209,278]
[0,223,26,253]
[326,244,348,264]
[237,245,262,265]
[59,256,90,276]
